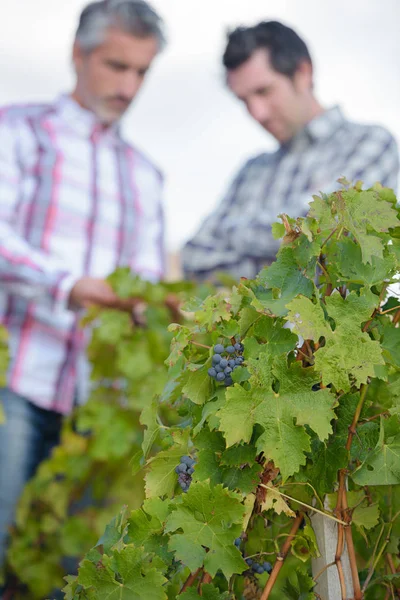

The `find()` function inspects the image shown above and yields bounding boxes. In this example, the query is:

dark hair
[223,21,312,77]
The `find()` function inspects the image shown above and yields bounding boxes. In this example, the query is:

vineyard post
[311,511,354,599]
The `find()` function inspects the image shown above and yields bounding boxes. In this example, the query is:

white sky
[1,1,399,251]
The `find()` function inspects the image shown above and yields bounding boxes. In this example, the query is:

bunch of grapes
[234,538,272,577]
[245,558,272,576]
[208,340,244,387]
[175,455,195,493]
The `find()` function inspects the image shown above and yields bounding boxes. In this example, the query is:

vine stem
[362,524,393,593]
[180,568,202,593]
[198,572,212,595]
[386,554,400,597]
[259,513,304,600]
[334,383,368,600]
[190,341,211,350]
[342,487,362,600]
[313,561,336,582]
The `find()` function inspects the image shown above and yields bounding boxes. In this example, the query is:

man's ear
[294,60,314,91]
[72,41,84,73]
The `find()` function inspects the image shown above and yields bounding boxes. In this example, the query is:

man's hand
[69,277,134,311]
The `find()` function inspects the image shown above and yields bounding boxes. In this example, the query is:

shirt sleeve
[181,158,280,280]
[347,126,399,192]
[0,114,78,311]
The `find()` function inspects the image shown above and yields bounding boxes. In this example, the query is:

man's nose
[119,72,142,101]
[247,98,270,125]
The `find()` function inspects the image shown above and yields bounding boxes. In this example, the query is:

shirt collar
[304,105,346,142]
[55,94,125,146]
[281,106,346,153]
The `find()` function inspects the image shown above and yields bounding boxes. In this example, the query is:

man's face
[227,49,313,143]
[73,27,159,125]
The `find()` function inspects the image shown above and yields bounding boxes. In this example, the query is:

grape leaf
[165,481,247,578]
[128,498,170,546]
[352,417,400,485]
[77,547,168,599]
[182,366,212,406]
[218,358,337,480]
[255,247,314,316]
[288,292,383,392]
[339,189,399,264]
[261,484,295,517]
[381,324,400,367]
[333,238,398,286]
[180,585,230,600]
[283,569,315,600]
[145,429,190,498]
[216,386,263,447]
[195,294,232,330]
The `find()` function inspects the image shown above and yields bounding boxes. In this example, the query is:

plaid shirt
[0,95,165,414]
[182,106,399,281]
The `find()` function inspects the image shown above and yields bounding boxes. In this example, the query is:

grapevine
[62,181,400,600]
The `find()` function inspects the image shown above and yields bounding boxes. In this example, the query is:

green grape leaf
[217,386,263,447]
[307,438,348,497]
[220,444,257,467]
[381,324,400,367]
[195,294,232,330]
[339,189,399,264]
[96,508,129,555]
[308,192,337,230]
[352,417,400,486]
[182,366,212,406]
[128,498,170,547]
[193,429,225,485]
[333,238,398,286]
[180,585,230,600]
[77,547,167,599]
[283,569,315,600]
[286,296,330,341]
[218,358,337,480]
[221,462,263,494]
[165,481,247,578]
[253,317,298,356]
[145,429,190,498]
[255,247,314,316]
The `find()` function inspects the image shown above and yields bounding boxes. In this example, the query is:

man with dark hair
[0,0,166,584]
[182,21,399,281]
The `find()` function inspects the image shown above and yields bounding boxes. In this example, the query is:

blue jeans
[0,388,63,576]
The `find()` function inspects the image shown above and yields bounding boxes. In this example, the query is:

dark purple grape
[228,359,236,368]
[177,463,187,473]
[187,467,194,475]
[214,344,225,354]
[181,456,192,465]
[224,367,232,375]
[263,562,272,574]
[234,537,241,547]
[216,372,226,382]
[212,354,222,365]
[208,368,217,378]
[220,359,228,369]
[215,365,223,373]
[245,558,253,566]
[226,346,235,354]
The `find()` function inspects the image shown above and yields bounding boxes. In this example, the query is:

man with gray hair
[0,0,166,588]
